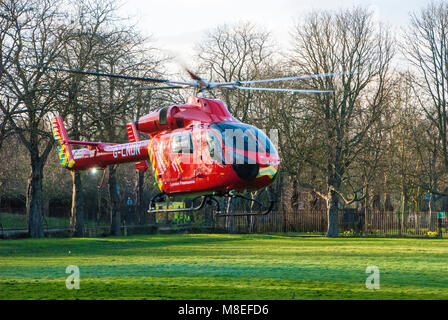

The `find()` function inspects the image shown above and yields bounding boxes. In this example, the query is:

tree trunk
[281,175,294,232]
[326,190,339,237]
[27,161,44,238]
[429,140,438,232]
[428,192,435,232]
[71,171,85,237]
[400,190,409,235]
[384,193,394,212]
[134,170,145,224]
[226,197,234,233]
[441,187,448,211]
[108,166,121,236]
[362,185,370,235]
[247,191,258,232]
[96,186,102,223]
[326,164,342,237]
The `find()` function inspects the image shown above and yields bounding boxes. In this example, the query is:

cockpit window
[209,122,275,154]
[251,127,276,155]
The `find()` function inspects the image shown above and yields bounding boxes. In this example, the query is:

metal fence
[211,210,447,237]
[1,210,447,238]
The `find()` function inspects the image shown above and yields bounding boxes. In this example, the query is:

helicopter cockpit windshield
[207,122,277,165]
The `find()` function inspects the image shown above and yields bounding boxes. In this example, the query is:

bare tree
[384,73,423,233]
[72,22,168,235]
[288,7,394,236]
[195,22,274,122]
[405,1,448,172]
[0,0,71,237]
[52,0,119,236]
[402,1,448,232]
[0,4,15,150]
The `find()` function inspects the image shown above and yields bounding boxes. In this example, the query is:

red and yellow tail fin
[51,116,75,169]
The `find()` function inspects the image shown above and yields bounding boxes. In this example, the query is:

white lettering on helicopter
[105,142,144,159]
[73,149,94,159]
[170,180,195,186]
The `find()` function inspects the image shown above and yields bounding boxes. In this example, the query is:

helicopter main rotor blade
[216,72,350,87]
[32,65,346,94]
[39,66,198,87]
[222,86,334,93]
[128,85,187,90]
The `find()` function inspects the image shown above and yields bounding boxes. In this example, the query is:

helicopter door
[191,128,211,179]
[205,129,224,165]
[168,130,195,183]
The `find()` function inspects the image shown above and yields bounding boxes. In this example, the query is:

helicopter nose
[255,163,279,180]
[232,163,259,181]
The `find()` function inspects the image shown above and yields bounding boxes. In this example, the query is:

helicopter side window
[171,132,193,154]
[206,131,224,164]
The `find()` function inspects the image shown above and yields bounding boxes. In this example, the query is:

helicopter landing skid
[147,193,222,214]
[214,191,276,217]
[147,189,276,217]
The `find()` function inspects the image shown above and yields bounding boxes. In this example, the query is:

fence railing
[211,210,447,237]
[1,210,446,238]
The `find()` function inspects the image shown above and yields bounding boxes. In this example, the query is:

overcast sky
[117,0,429,72]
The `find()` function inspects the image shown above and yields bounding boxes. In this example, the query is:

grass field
[1,234,448,299]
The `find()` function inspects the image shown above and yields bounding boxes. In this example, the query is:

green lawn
[0,234,447,299]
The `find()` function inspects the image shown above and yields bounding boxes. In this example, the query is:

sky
[117,0,429,72]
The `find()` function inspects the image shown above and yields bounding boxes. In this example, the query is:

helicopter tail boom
[50,116,150,171]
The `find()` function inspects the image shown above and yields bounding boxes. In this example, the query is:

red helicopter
[47,66,340,216]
